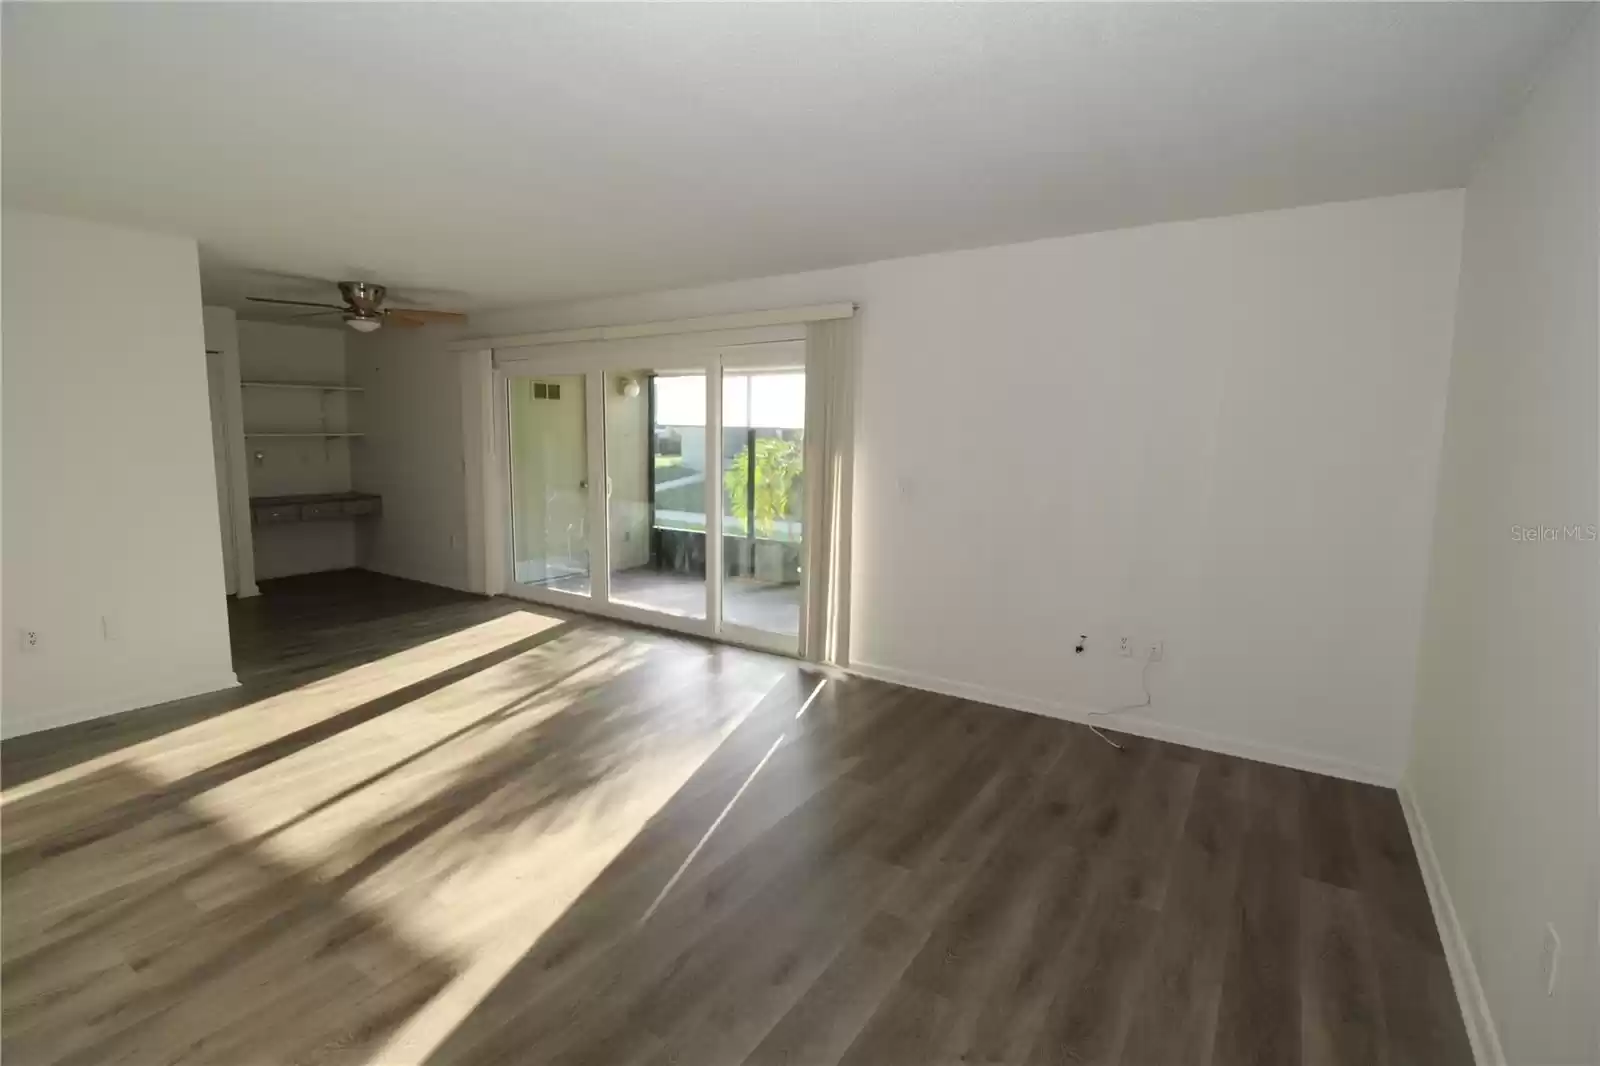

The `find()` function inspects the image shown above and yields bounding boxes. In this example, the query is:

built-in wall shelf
[242,381,365,393]
[246,432,366,439]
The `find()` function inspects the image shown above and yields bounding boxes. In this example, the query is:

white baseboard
[1,671,241,741]
[846,660,1396,787]
[1398,782,1504,1066]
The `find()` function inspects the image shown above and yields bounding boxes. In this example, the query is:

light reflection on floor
[3,604,799,1066]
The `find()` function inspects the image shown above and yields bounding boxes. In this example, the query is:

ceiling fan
[247,281,467,333]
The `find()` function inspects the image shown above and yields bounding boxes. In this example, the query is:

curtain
[800,317,857,665]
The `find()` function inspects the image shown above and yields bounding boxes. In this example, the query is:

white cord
[1088,651,1154,750]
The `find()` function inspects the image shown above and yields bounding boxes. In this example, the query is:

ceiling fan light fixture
[249,279,464,332]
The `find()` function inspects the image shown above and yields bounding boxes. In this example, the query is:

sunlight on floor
[359,667,812,1064]
[4,603,810,1065]
[639,728,789,927]
[370,672,826,1065]
[1,610,568,806]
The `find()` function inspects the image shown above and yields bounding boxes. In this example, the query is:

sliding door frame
[491,324,807,654]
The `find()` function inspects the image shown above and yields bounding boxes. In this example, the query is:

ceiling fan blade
[290,309,342,320]
[247,296,346,310]
[387,313,427,329]
[387,307,467,323]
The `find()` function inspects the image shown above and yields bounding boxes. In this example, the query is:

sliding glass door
[500,338,805,655]
[604,369,708,620]
[507,374,592,595]
[718,360,805,650]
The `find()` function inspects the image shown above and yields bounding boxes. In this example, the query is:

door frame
[489,325,808,655]
[205,348,240,595]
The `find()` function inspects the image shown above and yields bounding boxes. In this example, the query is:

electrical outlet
[101,615,117,642]
[1542,923,1561,996]
[19,629,39,652]
[1118,636,1133,658]
[1145,640,1164,663]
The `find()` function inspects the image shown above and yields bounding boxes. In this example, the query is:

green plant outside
[724,437,802,537]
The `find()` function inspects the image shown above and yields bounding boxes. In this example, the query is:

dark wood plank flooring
[1,570,1472,1066]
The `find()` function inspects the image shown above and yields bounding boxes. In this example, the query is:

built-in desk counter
[250,492,382,525]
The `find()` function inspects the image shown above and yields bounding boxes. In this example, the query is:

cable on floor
[1088,650,1154,750]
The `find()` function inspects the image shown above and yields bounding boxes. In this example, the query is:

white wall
[2,210,237,737]
[347,326,474,592]
[1407,14,1599,1066]
[237,320,357,579]
[445,190,1464,781]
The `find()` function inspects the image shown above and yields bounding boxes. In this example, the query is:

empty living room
[2,3,1595,1065]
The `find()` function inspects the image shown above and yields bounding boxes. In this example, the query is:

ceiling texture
[1,2,1580,314]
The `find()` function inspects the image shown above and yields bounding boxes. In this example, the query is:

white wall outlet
[1542,923,1561,996]
[1118,636,1133,658]
[1145,640,1164,662]
[19,629,40,652]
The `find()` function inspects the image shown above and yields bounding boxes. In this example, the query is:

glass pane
[508,374,590,594]
[606,370,707,619]
[721,369,804,643]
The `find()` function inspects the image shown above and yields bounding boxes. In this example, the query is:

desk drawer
[253,503,300,524]
[300,501,346,521]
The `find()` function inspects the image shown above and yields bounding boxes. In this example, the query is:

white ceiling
[2,2,1578,313]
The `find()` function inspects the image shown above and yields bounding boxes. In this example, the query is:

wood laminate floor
[1,570,1471,1066]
